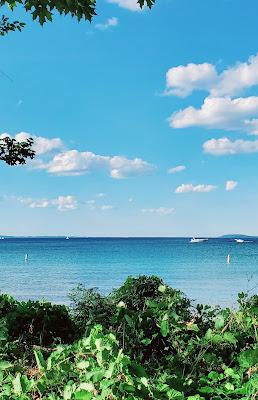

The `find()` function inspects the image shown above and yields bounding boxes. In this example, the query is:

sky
[1,0,258,237]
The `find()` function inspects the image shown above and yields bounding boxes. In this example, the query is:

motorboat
[190,237,208,243]
[235,239,244,243]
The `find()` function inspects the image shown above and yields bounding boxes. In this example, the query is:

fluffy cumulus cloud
[169,96,258,134]
[141,207,174,215]
[36,149,154,179]
[168,165,186,174]
[107,0,142,11]
[16,195,77,211]
[0,132,63,155]
[175,183,216,194]
[203,137,258,155]
[95,17,118,30]
[2,131,153,179]
[166,63,217,97]
[165,53,258,98]
[225,180,238,191]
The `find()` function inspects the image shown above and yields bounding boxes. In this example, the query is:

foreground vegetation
[0,276,257,399]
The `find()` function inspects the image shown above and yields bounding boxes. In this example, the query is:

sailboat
[66,236,69,240]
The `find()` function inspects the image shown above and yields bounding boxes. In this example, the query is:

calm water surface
[0,237,257,306]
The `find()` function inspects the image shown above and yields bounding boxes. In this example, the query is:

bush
[0,276,257,399]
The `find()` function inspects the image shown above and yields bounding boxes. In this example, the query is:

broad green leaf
[239,348,258,370]
[34,350,46,371]
[160,320,169,337]
[74,390,92,400]
[0,361,12,370]
[214,314,225,330]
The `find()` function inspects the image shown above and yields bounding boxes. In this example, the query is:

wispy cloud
[175,183,216,194]
[168,165,186,174]
[141,207,174,215]
[203,137,258,155]
[95,17,118,30]
[14,195,77,211]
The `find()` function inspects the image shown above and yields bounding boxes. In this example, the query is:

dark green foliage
[69,285,116,336]
[0,137,35,165]
[0,15,25,36]
[0,294,75,365]
[0,275,257,399]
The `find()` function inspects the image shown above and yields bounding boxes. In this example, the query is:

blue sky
[1,0,258,236]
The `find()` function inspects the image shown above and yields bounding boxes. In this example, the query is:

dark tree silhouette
[0,137,35,165]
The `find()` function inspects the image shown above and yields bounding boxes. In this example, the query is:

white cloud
[170,96,258,134]
[1,132,154,180]
[0,132,63,155]
[175,183,216,194]
[95,17,118,30]
[226,180,238,191]
[168,165,186,174]
[141,207,174,215]
[17,197,50,208]
[51,196,77,211]
[166,63,217,97]
[36,149,154,179]
[15,195,77,211]
[203,137,258,155]
[165,53,258,98]
[107,0,142,11]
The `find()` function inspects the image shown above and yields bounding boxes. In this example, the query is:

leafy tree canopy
[0,137,35,165]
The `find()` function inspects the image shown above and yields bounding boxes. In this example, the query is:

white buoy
[25,254,28,262]
[227,254,230,264]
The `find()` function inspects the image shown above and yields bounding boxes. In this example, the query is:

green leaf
[158,285,166,293]
[214,314,225,329]
[125,314,134,327]
[74,390,92,400]
[160,320,169,337]
[0,361,12,370]
[34,350,47,371]
[238,348,258,370]
[13,373,22,395]
[223,332,237,345]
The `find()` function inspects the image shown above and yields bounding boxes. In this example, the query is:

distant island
[219,234,258,239]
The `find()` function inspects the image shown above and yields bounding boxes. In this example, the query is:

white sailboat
[235,238,244,243]
[66,236,69,240]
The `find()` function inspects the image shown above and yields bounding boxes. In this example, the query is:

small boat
[0,237,4,240]
[190,237,208,243]
[227,254,231,264]
[65,236,69,240]
[235,239,244,243]
[25,254,28,262]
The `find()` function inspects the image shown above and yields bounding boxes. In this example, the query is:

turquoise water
[0,237,257,307]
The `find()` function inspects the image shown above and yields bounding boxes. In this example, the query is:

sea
[0,237,257,307]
